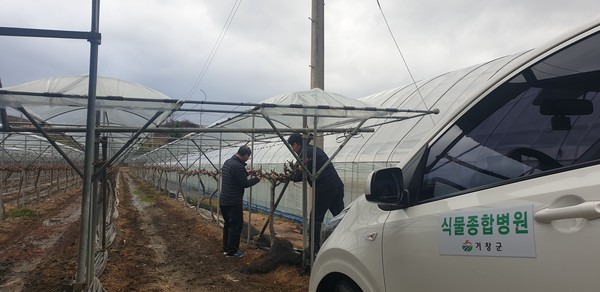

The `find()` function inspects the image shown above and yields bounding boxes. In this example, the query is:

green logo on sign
[462,240,473,252]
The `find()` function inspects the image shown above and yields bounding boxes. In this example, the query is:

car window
[420,31,600,200]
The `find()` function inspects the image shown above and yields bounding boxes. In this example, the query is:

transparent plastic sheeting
[1,51,534,219]
[0,75,176,128]
[185,88,397,153]
[259,89,392,128]
[137,88,403,171]
[147,51,534,219]
[0,75,181,164]
[0,132,83,164]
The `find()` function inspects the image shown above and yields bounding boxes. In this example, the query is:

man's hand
[247,168,263,181]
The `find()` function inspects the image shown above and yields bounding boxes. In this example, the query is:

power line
[375,0,430,111]
[177,0,244,124]
[186,0,244,100]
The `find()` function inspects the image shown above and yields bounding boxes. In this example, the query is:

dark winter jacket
[219,155,260,206]
[293,144,343,193]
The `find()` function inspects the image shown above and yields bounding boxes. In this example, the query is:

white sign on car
[438,205,535,257]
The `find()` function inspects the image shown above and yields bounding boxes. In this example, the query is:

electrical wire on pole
[376,0,433,118]
[177,1,244,124]
[186,0,243,100]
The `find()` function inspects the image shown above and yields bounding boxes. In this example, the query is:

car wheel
[333,278,362,292]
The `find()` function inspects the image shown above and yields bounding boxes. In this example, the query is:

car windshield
[422,31,600,198]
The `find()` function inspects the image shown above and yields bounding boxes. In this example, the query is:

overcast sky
[2,0,600,124]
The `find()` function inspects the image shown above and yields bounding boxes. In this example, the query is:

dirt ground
[0,168,309,291]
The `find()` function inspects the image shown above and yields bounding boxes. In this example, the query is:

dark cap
[237,145,252,156]
[288,133,303,145]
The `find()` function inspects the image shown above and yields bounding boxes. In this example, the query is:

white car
[309,19,600,292]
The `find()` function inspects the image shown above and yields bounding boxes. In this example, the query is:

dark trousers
[220,204,243,254]
[312,185,345,251]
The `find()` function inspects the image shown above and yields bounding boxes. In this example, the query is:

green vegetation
[194,197,219,211]
[5,208,37,219]
[139,196,155,203]
[138,182,159,194]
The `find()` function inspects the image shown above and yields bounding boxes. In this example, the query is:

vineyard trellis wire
[1,163,81,219]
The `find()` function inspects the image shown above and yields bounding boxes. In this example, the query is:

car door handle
[534,201,600,223]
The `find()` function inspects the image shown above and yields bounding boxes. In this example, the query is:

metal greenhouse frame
[1,10,438,290]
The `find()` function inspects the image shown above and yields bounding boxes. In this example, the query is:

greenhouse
[0,69,440,290]
[130,52,530,222]
[0,50,525,291]
[3,2,600,290]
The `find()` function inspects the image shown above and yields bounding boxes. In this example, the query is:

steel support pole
[75,0,101,287]
[301,117,309,267]
[101,137,108,250]
[94,111,164,176]
[216,133,223,222]
[197,135,203,200]
[16,107,83,177]
[0,137,4,220]
[247,115,255,243]
[309,117,318,265]
[87,125,101,285]
[191,140,219,171]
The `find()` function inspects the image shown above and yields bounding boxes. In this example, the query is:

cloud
[2,0,600,125]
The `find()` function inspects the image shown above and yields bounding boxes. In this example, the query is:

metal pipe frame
[16,107,84,178]
[0,88,439,116]
[0,0,445,283]
[94,111,164,177]
[3,126,376,134]
[75,0,101,288]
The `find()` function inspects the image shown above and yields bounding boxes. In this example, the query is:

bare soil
[0,169,309,291]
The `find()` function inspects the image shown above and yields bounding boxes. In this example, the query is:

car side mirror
[365,167,404,204]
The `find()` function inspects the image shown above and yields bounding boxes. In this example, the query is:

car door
[382,28,600,291]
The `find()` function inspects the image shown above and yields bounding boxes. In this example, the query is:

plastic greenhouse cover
[133,47,553,219]
[151,55,530,167]
[210,88,389,129]
[158,54,520,169]
[1,132,83,162]
[260,88,389,119]
[332,52,531,165]
[149,88,396,158]
[0,75,178,128]
[0,75,182,163]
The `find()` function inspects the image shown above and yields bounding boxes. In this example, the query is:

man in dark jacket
[220,145,261,257]
[288,133,344,253]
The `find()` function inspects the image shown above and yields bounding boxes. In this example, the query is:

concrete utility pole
[310,0,324,90]
[310,0,325,150]
[307,0,324,267]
